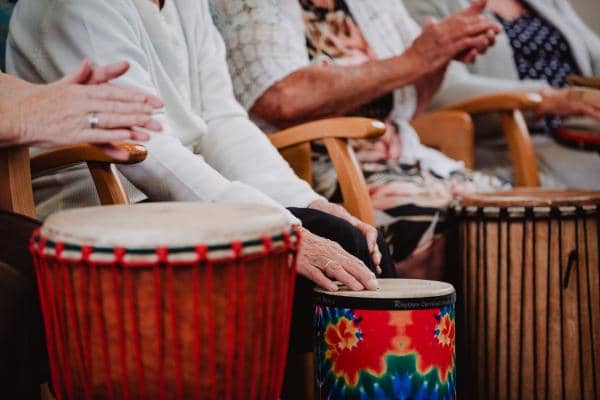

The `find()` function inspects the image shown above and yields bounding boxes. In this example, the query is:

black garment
[287,207,395,354]
[496,1,581,134]
[0,211,45,400]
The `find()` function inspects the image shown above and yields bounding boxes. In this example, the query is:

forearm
[252,50,425,127]
[203,116,322,208]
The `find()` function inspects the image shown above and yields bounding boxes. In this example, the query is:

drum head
[40,202,291,249]
[460,189,600,208]
[314,279,456,310]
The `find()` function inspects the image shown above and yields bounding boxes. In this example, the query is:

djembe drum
[313,279,457,400]
[456,189,600,400]
[30,203,300,400]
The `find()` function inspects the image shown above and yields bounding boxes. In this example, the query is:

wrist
[538,87,561,115]
[0,100,23,146]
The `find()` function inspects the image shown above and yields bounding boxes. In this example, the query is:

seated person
[405,0,600,189]
[210,0,506,277]
[0,59,163,399]
[7,0,395,381]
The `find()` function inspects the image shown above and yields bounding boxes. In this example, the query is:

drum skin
[31,203,299,400]
[313,279,456,400]
[457,189,600,400]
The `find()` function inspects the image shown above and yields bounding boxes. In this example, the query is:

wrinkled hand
[297,227,380,292]
[309,199,383,274]
[11,59,164,159]
[539,87,600,120]
[407,0,501,74]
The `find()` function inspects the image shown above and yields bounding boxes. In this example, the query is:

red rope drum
[30,203,301,400]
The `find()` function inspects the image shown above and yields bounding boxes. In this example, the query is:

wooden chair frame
[444,91,543,187]
[0,143,147,218]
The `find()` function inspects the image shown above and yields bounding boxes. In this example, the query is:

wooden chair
[270,112,476,225]
[444,91,543,187]
[0,143,147,218]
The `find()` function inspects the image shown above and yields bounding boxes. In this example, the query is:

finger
[581,104,600,120]
[77,128,133,144]
[57,59,93,85]
[338,253,379,290]
[424,16,438,28]
[87,61,130,85]
[93,143,129,161]
[91,113,157,130]
[322,260,364,291]
[461,0,487,16]
[87,99,155,114]
[307,266,338,292]
[86,84,164,107]
[130,130,151,141]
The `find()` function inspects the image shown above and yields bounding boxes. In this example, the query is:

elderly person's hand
[1,60,163,159]
[309,198,383,274]
[407,0,502,74]
[297,227,380,292]
[539,87,600,121]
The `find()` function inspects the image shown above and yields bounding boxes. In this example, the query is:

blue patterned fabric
[496,1,581,133]
[0,1,15,72]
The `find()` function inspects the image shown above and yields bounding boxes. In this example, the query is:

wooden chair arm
[30,142,147,175]
[0,146,35,218]
[443,92,542,114]
[444,92,541,187]
[269,117,386,149]
[411,111,475,169]
[31,142,147,206]
[270,117,386,225]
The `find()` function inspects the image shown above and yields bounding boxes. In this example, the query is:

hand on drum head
[297,227,380,292]
[308,199,382,273]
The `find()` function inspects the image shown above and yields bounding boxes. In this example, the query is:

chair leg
[87,162,130,205]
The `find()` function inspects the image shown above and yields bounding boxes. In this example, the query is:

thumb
[57,59,93,85]
[463,0,487,16]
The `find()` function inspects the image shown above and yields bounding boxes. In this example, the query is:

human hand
[9,60,164,159]
[297,227,380,292]
[309,198,383,274]
[539,87,600,120]
[407,0,501,73]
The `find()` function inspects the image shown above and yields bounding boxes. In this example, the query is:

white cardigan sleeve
[18,0,310,222]
[194,0,322,209]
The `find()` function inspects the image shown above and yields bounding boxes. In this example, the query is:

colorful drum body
[313,279,456,400]
[30,203,300,400]
[457,189,600,400]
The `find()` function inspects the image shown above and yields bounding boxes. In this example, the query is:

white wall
[570,0,600,34]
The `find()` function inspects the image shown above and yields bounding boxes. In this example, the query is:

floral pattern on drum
[314,305,456,400]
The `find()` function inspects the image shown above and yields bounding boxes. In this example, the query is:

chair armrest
[411,111,475,169]
[443,92,542,114]
[30,142,147,175]
[270,117,386,225]
[269,117,386,149]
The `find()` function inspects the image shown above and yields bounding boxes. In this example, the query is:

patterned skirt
[311,143,508,279]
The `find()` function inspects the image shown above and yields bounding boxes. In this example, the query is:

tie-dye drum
[313,279,456,400]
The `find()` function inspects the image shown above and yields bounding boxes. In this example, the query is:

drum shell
[313,285,456,400]
[33,248,295,400]
[457,205,600,400]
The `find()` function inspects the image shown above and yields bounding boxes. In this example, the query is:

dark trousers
[287,207,395,353]
[0,211,45,400]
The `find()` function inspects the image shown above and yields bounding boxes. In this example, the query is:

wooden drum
[30,203,300,400]
[313,279,457,400]
[456,189,600,400]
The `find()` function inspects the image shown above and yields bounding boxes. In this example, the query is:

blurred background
[568,0,599,34]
